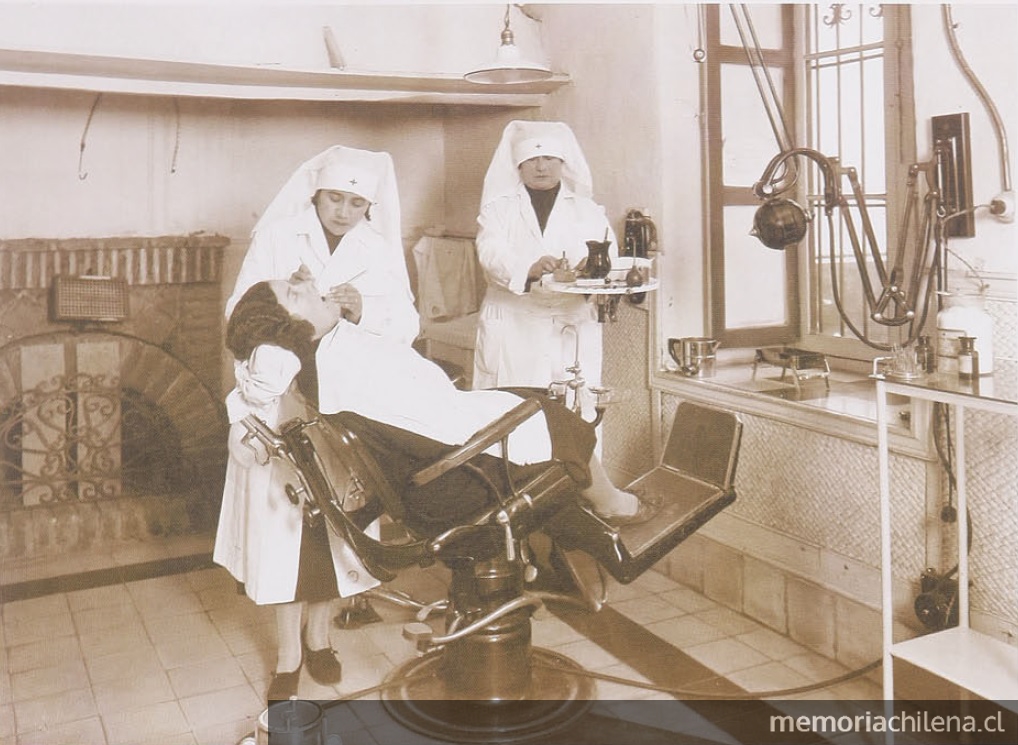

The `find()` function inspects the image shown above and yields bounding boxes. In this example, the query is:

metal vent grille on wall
[49,275,129,322]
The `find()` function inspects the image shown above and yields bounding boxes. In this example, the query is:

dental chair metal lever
[410,399,542,487]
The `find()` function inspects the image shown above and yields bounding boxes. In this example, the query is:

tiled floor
[0,538,881,745]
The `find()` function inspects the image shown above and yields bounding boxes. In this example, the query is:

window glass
[724,206,789,328]
[721,64,786,186]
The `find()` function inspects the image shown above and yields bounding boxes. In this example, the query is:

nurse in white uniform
[226,145,419,346]
[215,146,416,700]
[472,120,617,413]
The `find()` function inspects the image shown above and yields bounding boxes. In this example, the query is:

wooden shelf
[0,48,570,105]
[891,627,1018,710]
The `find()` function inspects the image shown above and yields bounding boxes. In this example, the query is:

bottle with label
[915,335,935,374]
[936,293,994,375]
[957,336,979,381]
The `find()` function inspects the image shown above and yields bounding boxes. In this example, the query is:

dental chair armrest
[410,399,543,488]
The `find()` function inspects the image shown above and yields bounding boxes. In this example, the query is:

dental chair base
[381,551,594,744]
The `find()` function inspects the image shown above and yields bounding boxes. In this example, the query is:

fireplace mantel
[0,234,229,291]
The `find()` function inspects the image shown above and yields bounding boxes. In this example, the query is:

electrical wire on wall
[171,98,181,175]
[942,4,1013,216]
[78,93,103,180]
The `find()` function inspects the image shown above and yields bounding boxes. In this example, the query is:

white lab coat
[213,345,382,605]
[225,206,420,346]
[473,182,617,394]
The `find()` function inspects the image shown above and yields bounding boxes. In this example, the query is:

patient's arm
[228,344,301,425]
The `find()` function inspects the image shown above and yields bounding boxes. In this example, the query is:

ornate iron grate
[1,373,193,508]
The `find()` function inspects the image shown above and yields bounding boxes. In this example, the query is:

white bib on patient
[315,324,552,464]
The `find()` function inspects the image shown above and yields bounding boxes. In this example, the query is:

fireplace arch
[0,330,228,552]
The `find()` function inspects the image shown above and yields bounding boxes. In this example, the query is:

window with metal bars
[705,3,915,356]
[802,3,916,355]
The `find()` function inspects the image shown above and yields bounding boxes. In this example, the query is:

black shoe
[266,666,301,701]
[303,636,342,685]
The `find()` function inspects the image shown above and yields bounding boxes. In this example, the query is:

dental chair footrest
[544,469,735,584]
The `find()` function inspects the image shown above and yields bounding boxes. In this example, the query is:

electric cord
[319,655,883,705]
[534,656,882,700]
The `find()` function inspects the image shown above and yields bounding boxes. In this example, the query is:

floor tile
[610,594,687,625]
[153,631,233,670]
[85,646,165,685]
[725,660,813,696]
[13,686,97,734]
[0,703,13,739]
[735,625,810,660]
[92,669,176,715]
[1,594,70,626]
[102,700,191,745]
[167,656,249,699]
[72,602,143,636]
[6,635,81,675]
[66,583,133,613]
[10,657,90,702]
[683,637,772,676]
[13,715,107,745]
[2,612,76,648]
[177,683,263,731]
[643,613,728,649]
[658,584,721,614]
[78,620,152,659]
[691,605,762,636]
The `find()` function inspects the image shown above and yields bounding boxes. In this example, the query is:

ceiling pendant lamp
[464,4,552,84]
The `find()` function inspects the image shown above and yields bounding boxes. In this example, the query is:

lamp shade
[464,11,552,84]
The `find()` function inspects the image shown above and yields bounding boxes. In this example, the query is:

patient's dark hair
[226,281,319,403]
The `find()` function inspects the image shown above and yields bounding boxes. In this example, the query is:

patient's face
[269,277,340,338]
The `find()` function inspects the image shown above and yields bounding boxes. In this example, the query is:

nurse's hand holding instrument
[324,268,368,323]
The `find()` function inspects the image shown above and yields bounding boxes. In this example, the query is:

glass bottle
[957,336,979,381]
[937,293,994,374]
[915,335,935,374]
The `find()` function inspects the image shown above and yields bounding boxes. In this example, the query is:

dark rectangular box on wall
[49,275,129,322]
[932,112,975,238]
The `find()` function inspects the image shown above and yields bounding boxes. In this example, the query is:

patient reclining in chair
[219,276,740,706]
[224,276,645,528]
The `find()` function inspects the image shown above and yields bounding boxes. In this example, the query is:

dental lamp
[751,143,954,347]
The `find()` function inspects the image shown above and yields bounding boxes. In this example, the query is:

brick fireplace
[0,235,230,568]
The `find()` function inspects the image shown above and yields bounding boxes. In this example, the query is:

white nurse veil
[252,145,402,253]
[480,120,594,209]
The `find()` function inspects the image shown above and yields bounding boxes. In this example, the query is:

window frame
[704,4,799,349]
[704,3,917,358]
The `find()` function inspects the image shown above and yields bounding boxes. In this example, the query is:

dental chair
[241,398,741,743]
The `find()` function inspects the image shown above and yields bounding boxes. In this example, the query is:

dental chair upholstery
[242,398,741,740]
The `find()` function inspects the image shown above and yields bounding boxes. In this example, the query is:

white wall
[0,3,547,76]
[911,3,1018,279]
[0,89,447,242]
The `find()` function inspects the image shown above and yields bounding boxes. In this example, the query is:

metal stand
[333,594,383,629]
[381,552,595,743]
[753,346,830,392]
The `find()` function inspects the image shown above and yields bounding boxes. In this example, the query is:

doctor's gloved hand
[327,283,363,324]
